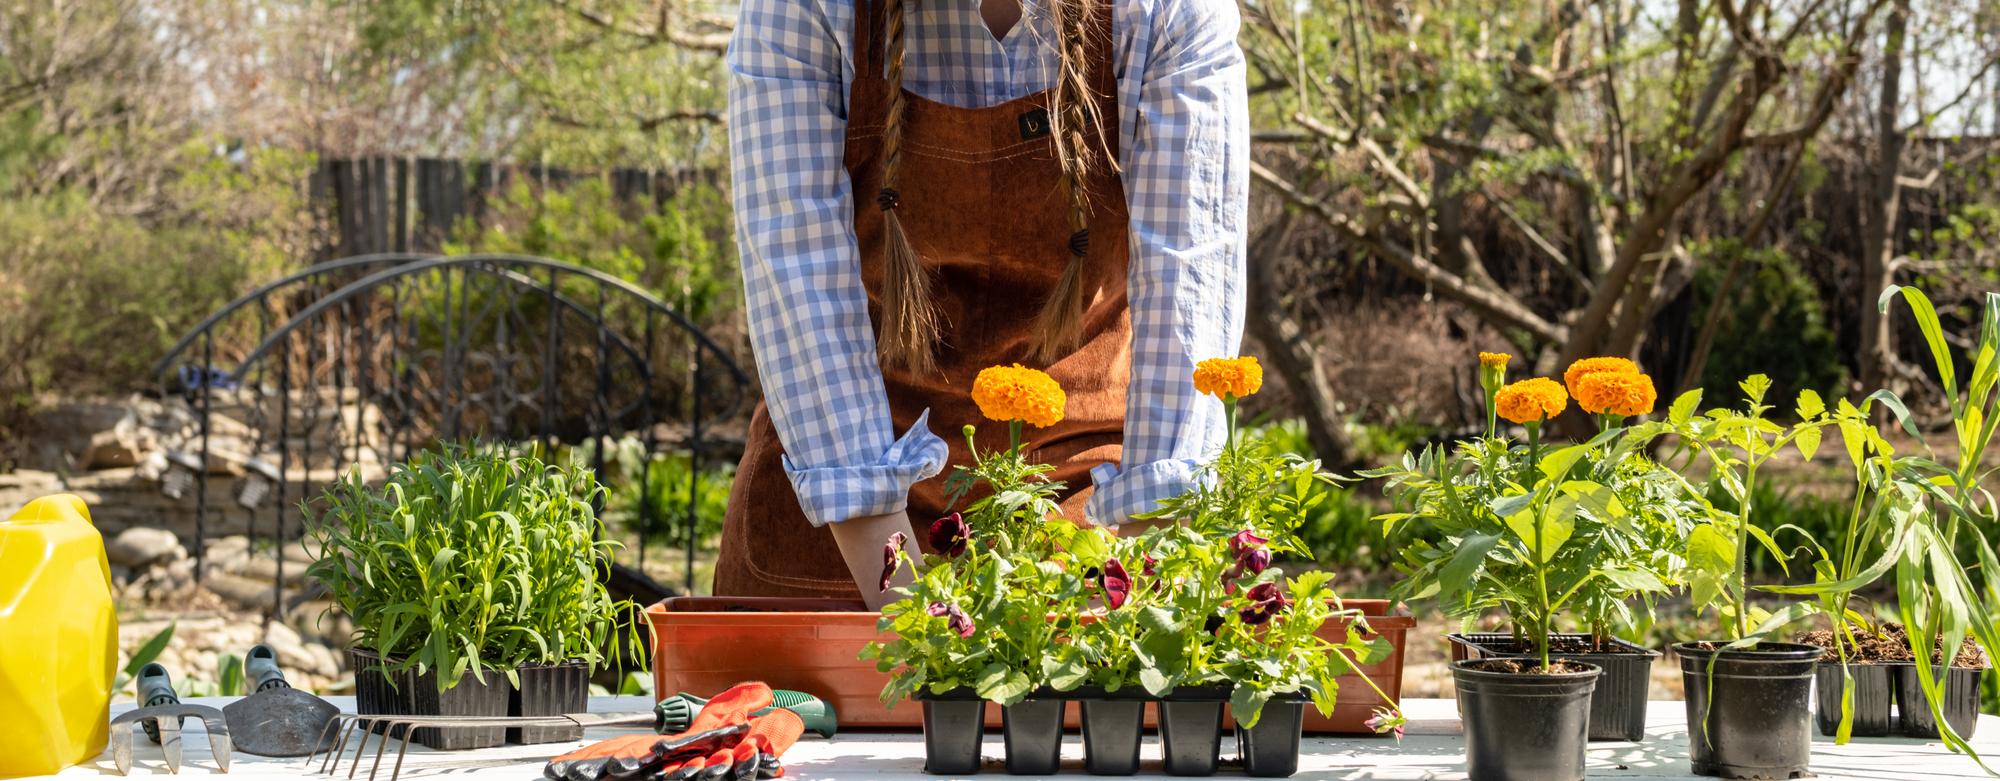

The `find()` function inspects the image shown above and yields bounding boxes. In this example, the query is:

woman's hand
[829,510,921,610]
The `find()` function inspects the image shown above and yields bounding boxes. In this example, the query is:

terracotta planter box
[644,596,1411,734]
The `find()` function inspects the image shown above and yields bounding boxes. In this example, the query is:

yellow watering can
[0,494,119,778]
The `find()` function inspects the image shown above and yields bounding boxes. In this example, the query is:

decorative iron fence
[151,253,748,614]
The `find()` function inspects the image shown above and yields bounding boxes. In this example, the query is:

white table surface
[46,695,2000,780]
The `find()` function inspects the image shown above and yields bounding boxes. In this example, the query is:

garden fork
[110,703,233,774]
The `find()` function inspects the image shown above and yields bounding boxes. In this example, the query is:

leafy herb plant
[306,446,640,694]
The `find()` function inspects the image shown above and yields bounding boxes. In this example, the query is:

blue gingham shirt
[727,0,1246,528]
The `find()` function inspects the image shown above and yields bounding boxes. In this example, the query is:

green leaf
[1688,524,1735,575]
[1793,425,1822,462]
[1502,499,1574,564]
[1438,532,1502,599]
[1139,666,1173,697]
[1538,444,1589,482]
[1139,606,1186,635]
[1796,389,1826,420]
[975,662,1033,704]
[1231,686,1272,729]
[1881,285,1957,404]
[1740,374,1773,405]
[1669,389,1704,426]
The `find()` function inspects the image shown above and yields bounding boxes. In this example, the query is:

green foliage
[0,143,313,452]
[305,446,641,694]
[1866,286,2000,761]
[867,397,1401,732]
[1663,377,1836,640]
[444,179,735,325]
[1687,247,1847,407]
[115,623,177,696]
[1369,425,1692,668]
[580,435,734,549]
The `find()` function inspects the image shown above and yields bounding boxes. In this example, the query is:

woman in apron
[717,0,1248,606]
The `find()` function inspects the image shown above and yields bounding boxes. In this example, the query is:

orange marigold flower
[1575,371,1658,417]
[1495,378,1568,425]
[1193,357,1264,400]
[1478,352,1511,370]
[1563,356,1641,398]
[971,364,1067,428]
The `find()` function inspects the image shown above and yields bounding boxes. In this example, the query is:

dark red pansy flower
[1239,582,1290,625]
[1141,553,1158,577]
[1099,557,1132,609]
[1238,546,1272,576]
[928,512,970,557]
[928,601,975,638]
[1228,530,1268,555]
[879,531,908,592]
[1203,614,1226,635]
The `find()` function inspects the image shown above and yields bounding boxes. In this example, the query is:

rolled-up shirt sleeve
[1086,0,1248,526]
[727,0,948,527]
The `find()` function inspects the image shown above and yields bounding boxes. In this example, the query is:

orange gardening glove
[544,683,774,781]
[656,707,806,780]
[741,709,807,779]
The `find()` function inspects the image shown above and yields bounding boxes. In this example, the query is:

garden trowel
[221,644,339,757]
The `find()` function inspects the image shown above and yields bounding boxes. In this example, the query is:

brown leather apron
[713,0,1133,598]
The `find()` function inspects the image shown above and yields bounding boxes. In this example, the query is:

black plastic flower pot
[1895,664,1984,739]
[918,691,986,775]
[1074,688,1145,776]
[1235,696,1307,778]
[1677,642,1819,779]
[1453,658,1599,781]
[1812,662,1893,738]
[351,648,511,750]
[1000,698,1066,775]
[1157,686,1229,777]
[510,662,589,744]
[1449,632,1657,741]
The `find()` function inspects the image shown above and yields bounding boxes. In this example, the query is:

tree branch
[1250,160,1567,343]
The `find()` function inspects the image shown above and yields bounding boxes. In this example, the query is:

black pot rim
[1451,657,1601,681]
[1449,632,1662,659]
[1674,641,1822,662]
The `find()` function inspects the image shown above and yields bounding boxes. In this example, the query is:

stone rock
[107,527,186,568]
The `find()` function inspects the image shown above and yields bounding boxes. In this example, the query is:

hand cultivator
[301,713,653,781]
[109,703,233,775]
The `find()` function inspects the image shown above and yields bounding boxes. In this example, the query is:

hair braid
[1030,0,1107,364]
[877,0,941,374]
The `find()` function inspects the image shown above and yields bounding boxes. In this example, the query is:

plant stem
[1009,420,1022,459]
[1225,397,1239,455]
[1736,459,1756,640]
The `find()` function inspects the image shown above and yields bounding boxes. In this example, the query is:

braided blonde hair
[874,0,1111,373]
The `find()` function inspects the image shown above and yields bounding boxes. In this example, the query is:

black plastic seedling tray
[915,685,1312,777]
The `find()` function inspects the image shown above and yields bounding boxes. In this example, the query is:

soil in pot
[1677,642,1820,779]
[1449,632,1657,741]
[1453,658,1599,781]
[351,648,512,750]
[919,692,986,775]
[1157,687,1229,777]
[1000,698,1066,775]
[1798,624,1988,740]
[1236,697,1308,778]
[510,662,589,744]
[1074,689,1145,776]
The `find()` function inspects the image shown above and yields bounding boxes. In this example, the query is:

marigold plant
[1494,377,1568,425]
[971,364,1066,428]
[1563,356,1639,397]
[1193,356,1263,400]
